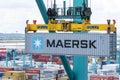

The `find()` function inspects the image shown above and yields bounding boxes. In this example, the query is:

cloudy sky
[0,0,120,33]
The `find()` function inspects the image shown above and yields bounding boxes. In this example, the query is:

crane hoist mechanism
[25,1,116,34]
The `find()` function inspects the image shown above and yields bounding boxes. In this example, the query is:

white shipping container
[2,78,12,80]
[26,33,116,56]
[26,73,40,80]
[40,69,58,74]
[40,74,56,78]
[40,77,56,80]
[102,64,118,72]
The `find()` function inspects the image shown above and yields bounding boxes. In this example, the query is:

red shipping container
[0,48,6,50]
[37,56,50,62]
[100,76,114,80]
[90,75,114,80]
[26,68,40,74]
[90,75,100,80]
[114,77,119,80]
[28,75,32,79]
[0,68,14,72]
[58,69,64,74]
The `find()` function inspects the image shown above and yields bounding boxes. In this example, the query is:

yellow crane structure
[25,0,116,33]
[25,19,116,33]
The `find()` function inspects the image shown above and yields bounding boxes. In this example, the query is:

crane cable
[47,0,48,9]
[89,0,91,8]
[69,0,71,7]
[83,0,91,8]
[51,0,53,8]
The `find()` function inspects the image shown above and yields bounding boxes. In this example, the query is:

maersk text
[46,39,96,48]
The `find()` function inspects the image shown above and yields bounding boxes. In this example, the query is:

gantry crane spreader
[25,0,116,33]
[26,19,116,33]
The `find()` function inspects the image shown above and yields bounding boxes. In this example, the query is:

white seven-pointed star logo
[34,39,41,48]
[32,36,43,50]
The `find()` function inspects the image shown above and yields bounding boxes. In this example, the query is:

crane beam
[36,0,48,24]
[73,0,88,80]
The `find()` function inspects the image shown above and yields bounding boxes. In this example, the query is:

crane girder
[25,20,116,33]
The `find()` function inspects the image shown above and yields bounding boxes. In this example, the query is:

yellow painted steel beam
[25,20,116,33]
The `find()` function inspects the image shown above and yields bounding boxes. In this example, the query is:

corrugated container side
[26,33,115,56]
